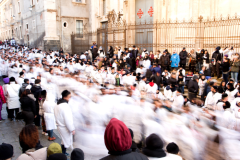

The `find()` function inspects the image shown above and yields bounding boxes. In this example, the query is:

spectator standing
[5,77,20,121]
[31,79,42,127]
[19,89,36,125]
[211,46,222,78]
[230,53,240,83]
[170,50,180,70]
[188,75,199,100]
[0,85,6,122]
[179,47,188,69]
[222,55,230,83]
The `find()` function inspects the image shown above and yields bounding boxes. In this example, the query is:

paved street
[0,104,62,160]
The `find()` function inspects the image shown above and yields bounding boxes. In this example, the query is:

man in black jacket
[179,47,188,69]
[31,79,42,127]
[131,45,138,71]
[150,72,162,90]
[211,46,222,78]
[188,75,199,100]
[92,45,98,62]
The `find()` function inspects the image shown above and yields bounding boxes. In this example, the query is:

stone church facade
[0,0,239,53]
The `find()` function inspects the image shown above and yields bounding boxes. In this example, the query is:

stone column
[43,0,60,51]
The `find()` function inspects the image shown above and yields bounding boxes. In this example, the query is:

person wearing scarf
[100,118,148,160]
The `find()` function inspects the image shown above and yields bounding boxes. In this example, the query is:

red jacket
[0,86,6,103]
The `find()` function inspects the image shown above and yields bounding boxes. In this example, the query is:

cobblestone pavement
[0,104,63,160]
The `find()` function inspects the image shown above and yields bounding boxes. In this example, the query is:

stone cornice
[61,16,89,19]
[47,9,57,13]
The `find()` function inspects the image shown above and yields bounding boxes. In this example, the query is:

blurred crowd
[0,41,240,160]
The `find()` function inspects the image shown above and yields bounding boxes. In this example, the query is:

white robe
[43,95,57,131]
[6,82,20,109]
[54,102,75,148]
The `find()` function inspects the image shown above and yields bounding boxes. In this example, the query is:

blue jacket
[151,67,161,74]
[170,53,180,67]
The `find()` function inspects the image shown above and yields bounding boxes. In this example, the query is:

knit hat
[104,118,132,154]
[47,143,62,157]
[47,153,67,160]
[3,77,9,84]
[166,142,179,154]
[71,148,84,160]
[142,134,166,158]
[0,143,14,159]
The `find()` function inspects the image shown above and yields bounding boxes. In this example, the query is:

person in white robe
[198,75,207,96]
[138,77,147,92]
[5,77,21,120]
[217,100,235,130]
[43,93,57,141]
[171,89,184,113]
[233,100,240,131]
[146,81,158,94]
[16,72,25,86]
[225,83,238,102]
[204,86,221,109]
[54,90,75,155]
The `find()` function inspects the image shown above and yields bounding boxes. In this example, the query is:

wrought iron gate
[71,11,240,55]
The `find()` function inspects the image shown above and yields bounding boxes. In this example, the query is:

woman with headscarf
[100,118,148,160]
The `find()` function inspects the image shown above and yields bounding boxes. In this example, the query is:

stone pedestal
[44,40,61,51]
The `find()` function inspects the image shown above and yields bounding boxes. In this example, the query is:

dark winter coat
[19,83,29,97]
[92,48,98,59]
[19,96,36,116]
[212,51,222,63]
[100,152,148,160]
[167,77,177,86]
[188,79,199,93]
[31,85,42,112]
[179,50,188,64]
[151,74,162,88]
[202,53,210,63]
[196,52,203,63]
[159,55,170,67]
